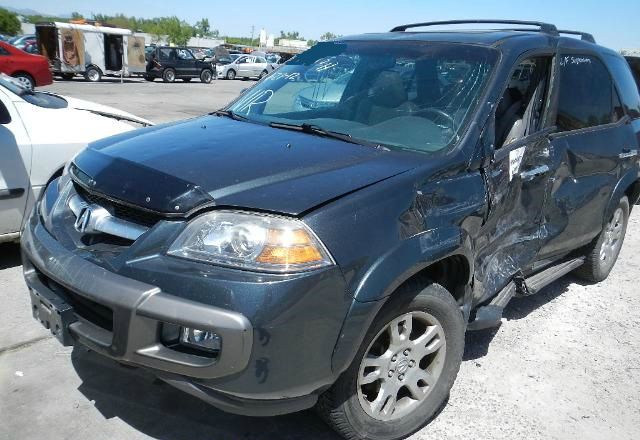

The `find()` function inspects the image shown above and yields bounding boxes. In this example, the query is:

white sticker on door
[509,146,526,181]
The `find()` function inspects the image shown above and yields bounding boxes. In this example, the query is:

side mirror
[0,101,11,124]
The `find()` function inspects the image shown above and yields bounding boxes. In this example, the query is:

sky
[3,0,639,50]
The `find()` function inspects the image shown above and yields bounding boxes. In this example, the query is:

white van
[35,22,146,82]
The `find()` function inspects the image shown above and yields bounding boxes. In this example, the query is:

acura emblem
[74,206,92,233]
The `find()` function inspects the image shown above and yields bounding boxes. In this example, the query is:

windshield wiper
[211,109,249,121]
[269,122,388,150]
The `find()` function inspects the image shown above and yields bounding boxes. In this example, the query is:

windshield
[0,74,68,108]
[227,41,498,153]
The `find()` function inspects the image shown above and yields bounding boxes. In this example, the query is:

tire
[12,73,35,90]
[259,69,268,80]
[183,77,192,82]
[317,282,465,440]
[574,196,630,282]
[84,66,101,82]
[60,73,75,80]
[226,69,236,80]
[162,68,176,83]
[200,69,213,83]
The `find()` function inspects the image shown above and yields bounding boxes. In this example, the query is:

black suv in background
[23,20,640,440]
[144,46,215,83]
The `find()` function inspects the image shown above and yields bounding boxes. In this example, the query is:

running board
[467,256,585,331]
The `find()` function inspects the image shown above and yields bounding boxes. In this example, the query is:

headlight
[167,211,334,272]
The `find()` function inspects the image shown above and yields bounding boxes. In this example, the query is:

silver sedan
[218,55,274,80]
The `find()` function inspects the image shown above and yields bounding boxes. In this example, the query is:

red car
[0,41,52,89]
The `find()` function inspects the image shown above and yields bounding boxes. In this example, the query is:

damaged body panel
[21,21,640,439]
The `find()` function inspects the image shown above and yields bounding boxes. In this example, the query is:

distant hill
[0,5,71,18]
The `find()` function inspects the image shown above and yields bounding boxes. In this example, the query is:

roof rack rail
[558,29,596,43]
[390,19,559,35]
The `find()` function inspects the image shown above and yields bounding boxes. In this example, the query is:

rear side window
[604,55,640,119]
[556,54,623,131]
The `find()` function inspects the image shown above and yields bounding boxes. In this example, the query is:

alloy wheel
[357,311,446,421]
[599,207,624,269]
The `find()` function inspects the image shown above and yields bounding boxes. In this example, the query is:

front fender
[331,226,474,373]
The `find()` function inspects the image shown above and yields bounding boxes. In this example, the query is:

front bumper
[22,216,253,380]
[21,188,352,414]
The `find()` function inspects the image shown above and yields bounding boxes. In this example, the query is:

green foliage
[307,39,317,47]
[320,32,337,41]
[0,8,21,35]
[279,30,303,40]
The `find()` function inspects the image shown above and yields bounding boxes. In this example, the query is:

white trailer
[35,22,146,82]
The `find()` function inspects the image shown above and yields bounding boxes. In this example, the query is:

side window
[178,49,194,60]
[556,54,621,132]
[158,48,171,61]
[256,57,267,64]
[0,47,9,56]
[605,55,640,119]
[495,56,552,148]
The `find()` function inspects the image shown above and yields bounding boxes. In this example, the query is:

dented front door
[474,131,554,301]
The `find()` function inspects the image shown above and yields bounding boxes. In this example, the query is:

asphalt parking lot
[1,77,639,440]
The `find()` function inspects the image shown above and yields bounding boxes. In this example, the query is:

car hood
[63,96,153,126]
[71,116,416,216]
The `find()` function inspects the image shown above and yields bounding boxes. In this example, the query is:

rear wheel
[317,282,464,440]
[162,68,176,83]
[226,69,236,80]
[575,196,629,282]
[84,66,101,82]
[200,69,213,83]
[12,73,35,90]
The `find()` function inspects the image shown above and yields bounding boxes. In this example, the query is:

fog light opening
[180,327,222,353]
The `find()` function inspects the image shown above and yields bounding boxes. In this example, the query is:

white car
[218,54,274,80]
[0,75,152,243]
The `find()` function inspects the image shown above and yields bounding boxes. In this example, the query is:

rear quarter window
[605,55,640,119]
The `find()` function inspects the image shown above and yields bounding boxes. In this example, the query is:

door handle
[619,148,638,159]
[519,165,550,181]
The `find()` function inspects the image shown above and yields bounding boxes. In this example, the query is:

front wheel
[317,282,465,440]
[226,69,236,80]
[200,69,213,83]
[575,196,629,282]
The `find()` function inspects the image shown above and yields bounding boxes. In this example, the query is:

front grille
[37,269,114,332]
[74,183,164,228]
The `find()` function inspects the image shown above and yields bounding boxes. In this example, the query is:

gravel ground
[1,78,639,440]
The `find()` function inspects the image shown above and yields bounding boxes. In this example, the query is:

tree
[71,12,84,20]
[194,18,211,37]
[163,17,193,46]
[320,32,337,41]
[0,8,21,36]
[279,30,302,40]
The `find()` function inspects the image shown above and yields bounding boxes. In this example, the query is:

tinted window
[556,55,620,131]
[604,55,640,119]
[0,47,9,56]
[628,57,640,90]
[178,49,194,60]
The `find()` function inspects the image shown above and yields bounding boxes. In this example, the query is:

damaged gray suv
[22,20,640,440]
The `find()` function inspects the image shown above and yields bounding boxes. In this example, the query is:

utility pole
[250,25,255,47]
